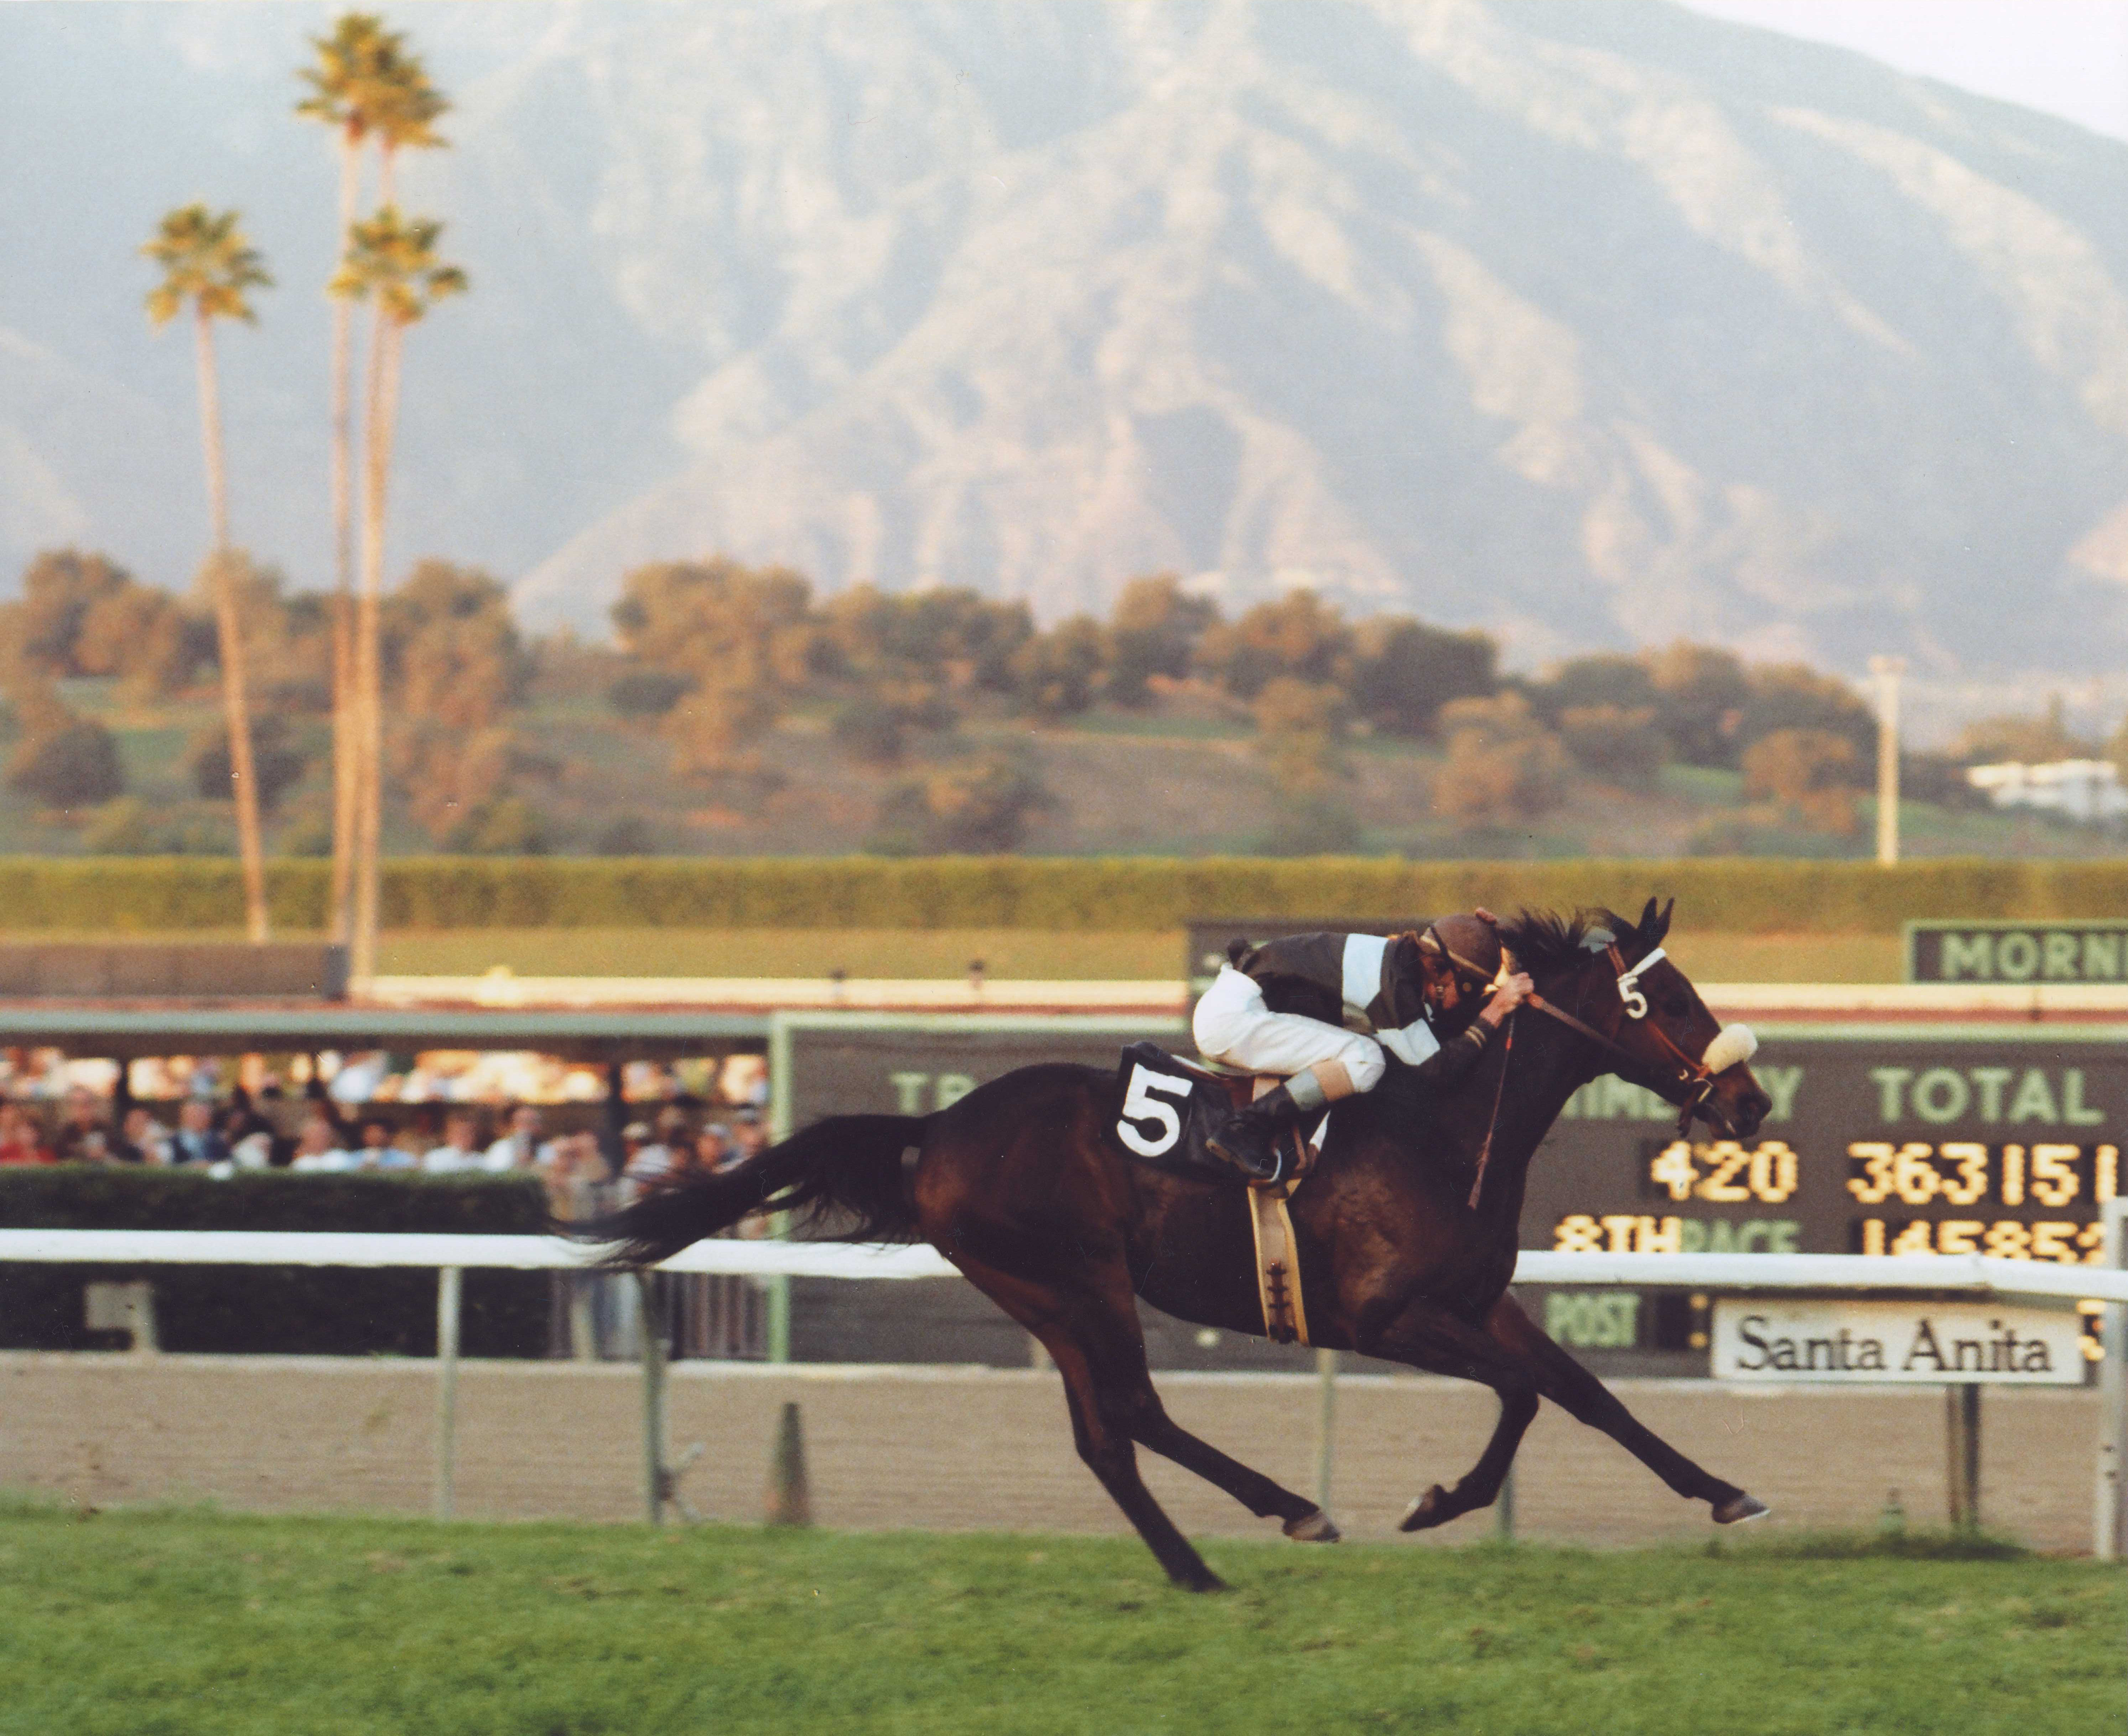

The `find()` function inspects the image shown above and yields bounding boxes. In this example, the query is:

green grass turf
[0,1506,2117,1735]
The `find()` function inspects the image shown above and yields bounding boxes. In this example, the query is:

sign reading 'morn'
[1905,920,2128,984]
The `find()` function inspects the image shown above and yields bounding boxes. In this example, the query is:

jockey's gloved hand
[1484,973,1534,1022]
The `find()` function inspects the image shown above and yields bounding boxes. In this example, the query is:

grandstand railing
[5,1222,2124,1552]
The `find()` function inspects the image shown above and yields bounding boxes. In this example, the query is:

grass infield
[0,926,1906,980]
[1,1504,2117,1734]
[375,926,1903,982]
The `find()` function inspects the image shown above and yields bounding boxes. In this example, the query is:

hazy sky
[1679,0,2128,140]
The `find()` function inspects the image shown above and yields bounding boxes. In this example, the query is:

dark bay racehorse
[588,899,1773,1590]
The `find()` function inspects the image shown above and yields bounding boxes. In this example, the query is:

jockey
[1193,910,1534,1181]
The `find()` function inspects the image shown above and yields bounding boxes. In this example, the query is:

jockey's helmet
[1416,911,1504,1001]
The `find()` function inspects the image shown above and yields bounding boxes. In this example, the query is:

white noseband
[1702,1024,1759,1073]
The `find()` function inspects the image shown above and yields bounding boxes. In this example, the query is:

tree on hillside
[1959,699,2092,766]
[610,559,815,777]
[1526,652,1655,723]
[75,583,199,703]
[1252,676,1361,853]
[812,586,1032,755]
[1009,616,1106,718]
[820,586,1032,695]
[7,723,124,811]
[1195,589,1351,700]
[10,551,131,674]
[297,11,423,941]
[1642,641,1750,768]
[1431,693,1567,830]
[1346,616,1496,737]
[1557,704,1665,789]
[1742,727,1864,835]
[143,204,273,941]
[872,749,1056,854]
[1735,663,1875,760]
[188,715,307,815]
[382,561,539,842]
[1104,573,1217,707]
[331,206,465,978]
[6,550,206,706]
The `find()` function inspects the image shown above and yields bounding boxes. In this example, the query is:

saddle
[1112,1041,1322,1346]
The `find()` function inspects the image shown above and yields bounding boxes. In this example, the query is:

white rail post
[1313,1347,1338,1512]
[1868,654,1905,866]
[2097,1198,2128,1559]
[638,1270,669,1525]
[434,1265,462,1521]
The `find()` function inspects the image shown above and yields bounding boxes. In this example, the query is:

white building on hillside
[1967,759,2128,822]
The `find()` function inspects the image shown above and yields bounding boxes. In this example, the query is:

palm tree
[370,49,448,203]
[296,14,447,946]
[297,12,394,944]
[144,204,274,944]
[331,208,466,981]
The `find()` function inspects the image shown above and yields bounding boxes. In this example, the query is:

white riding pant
[1192,966,1386,1095]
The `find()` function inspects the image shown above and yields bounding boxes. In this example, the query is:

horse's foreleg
[1484,1294,1766,1523]
[1360,1298,1542,1530]
[1398,1384,1538,1533]
[948,1250,1229,1591]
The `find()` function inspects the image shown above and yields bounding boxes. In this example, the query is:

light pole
[1869,655,1906,866]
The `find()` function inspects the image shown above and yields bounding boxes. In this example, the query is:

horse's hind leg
[1484,1294,1765,1523]
[950,1252,1230,1591]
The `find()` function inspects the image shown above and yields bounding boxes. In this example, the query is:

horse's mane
[1495,906,1636,978]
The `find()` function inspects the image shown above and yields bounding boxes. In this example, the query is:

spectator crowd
[0,1048,772,1222]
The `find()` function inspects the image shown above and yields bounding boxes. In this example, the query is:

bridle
[1465,937,1757,1211]
[1524,944,1751,1133]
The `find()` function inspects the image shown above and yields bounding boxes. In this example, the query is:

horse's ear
[1638,897,1661,942]
[1652,898,1673,944]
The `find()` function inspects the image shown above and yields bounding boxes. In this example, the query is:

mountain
[2,0,2125,690]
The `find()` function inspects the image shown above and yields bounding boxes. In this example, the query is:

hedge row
[0,1169,549,1357]
[0,855,2124,934]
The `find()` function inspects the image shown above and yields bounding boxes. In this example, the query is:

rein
[1464,1012,1514,1210]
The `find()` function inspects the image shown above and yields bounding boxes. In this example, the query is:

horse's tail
[572,1114,928,1269]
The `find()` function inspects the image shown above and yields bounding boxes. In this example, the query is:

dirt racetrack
[0,1352,2099,1551]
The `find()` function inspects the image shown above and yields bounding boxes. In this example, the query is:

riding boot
[1206,1084,1301,1183]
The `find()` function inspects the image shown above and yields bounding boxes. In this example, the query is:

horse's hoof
[1178,1570,1227,1594]
[1713,1493,1771,1525]
[1398,1485,1452,1533]
[1283,1508,1340,1543]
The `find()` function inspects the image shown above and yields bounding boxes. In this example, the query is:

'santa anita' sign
[1711,1299,2084,1384]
